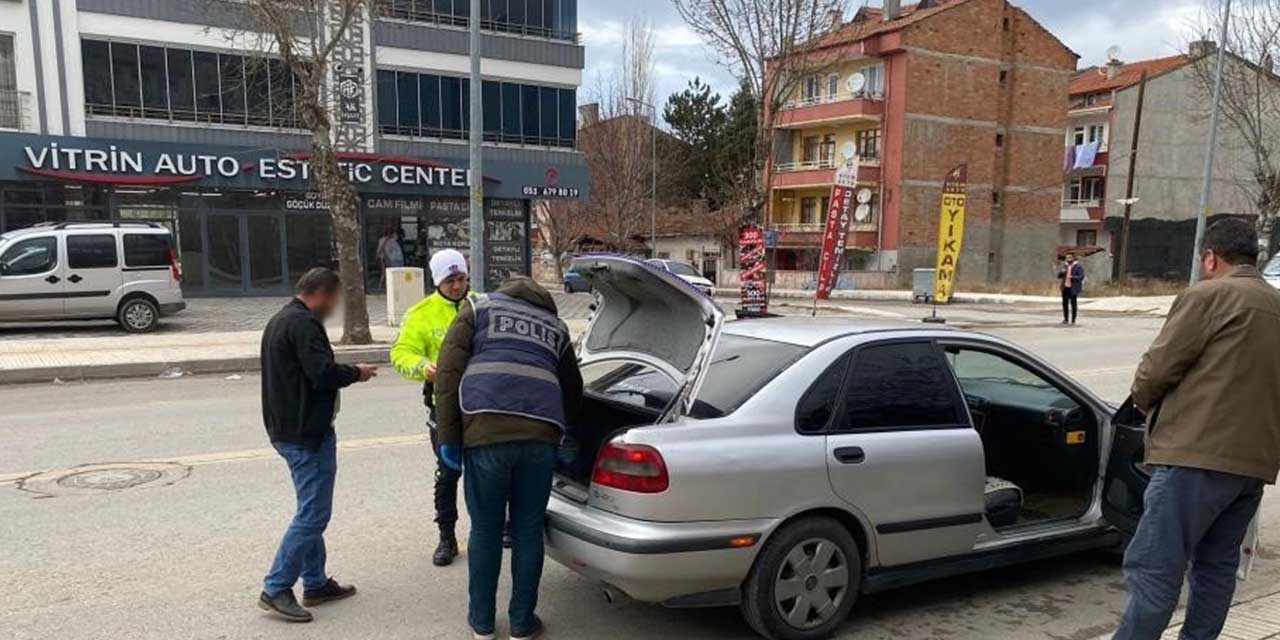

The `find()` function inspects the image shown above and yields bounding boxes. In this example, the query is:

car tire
[118,298,160,333]
[740,517,861,640]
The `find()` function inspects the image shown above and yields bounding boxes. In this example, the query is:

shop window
[111,42,142,110]
[67,235,119,270]
[167,49,196,121]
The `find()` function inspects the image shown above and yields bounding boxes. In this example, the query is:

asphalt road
[4,305,1278,640]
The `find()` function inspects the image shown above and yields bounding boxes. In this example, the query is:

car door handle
[833,447,866,464]
[45,275,60,284]
[68,274,83,284]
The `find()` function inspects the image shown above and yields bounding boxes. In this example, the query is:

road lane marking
[0,433,427,487]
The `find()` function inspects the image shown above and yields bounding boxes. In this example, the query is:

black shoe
[302,578,357,607]
[512,615,545,640]
[258,590,313,623]
[433,533,459,567]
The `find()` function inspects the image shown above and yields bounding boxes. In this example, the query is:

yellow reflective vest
[390,291,471,382]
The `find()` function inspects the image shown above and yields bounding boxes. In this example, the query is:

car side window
[0,237,58,276]
[838,342,964,432]
[67,235,118,269]
[796,354,850,434]
[123,234,171,268]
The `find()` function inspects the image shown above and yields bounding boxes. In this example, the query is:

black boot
[433,530,459,567]
[258,589,313,622]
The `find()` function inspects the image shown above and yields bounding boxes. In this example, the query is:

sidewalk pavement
[720,287,1176,316]
[1091,587,1280,639]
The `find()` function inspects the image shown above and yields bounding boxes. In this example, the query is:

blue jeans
[263,434,337,597]
[1114,466,1264,640]
[463,441,556,635]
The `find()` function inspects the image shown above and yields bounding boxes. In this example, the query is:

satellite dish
[1106,45,1122,62]
[847,72,867,95]
[857,188,874,204]
[840,142,858,160]
[854,203,873,223]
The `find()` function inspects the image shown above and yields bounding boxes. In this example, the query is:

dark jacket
[434,277,583,449]
[261,298,360,448]
[1057,261,1085,296]
[1133,265,1280,482]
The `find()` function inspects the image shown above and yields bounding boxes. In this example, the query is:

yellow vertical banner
[933,164,969,304]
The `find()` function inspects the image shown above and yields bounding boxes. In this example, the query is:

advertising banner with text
[932,164,969,304]
[815,161,861,300]
[738,225,768,315]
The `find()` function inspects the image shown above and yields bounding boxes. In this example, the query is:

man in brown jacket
[1114,219,1280,640]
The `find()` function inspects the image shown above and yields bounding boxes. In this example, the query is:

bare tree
[227,0,373,344]
[672,0,846,219]
[536,200,590,280]
[1188,0,1280,254]
[578,17,658,253]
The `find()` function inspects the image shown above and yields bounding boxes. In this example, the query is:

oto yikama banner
[738,225,768,315]
[815,161,861,300]
[933,164,969,304]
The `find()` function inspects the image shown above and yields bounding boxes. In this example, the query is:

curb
[0,347,391,386]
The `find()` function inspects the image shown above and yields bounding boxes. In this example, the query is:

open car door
[1100,397,1150,537]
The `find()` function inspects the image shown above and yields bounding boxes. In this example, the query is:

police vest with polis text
[459,293,572,429]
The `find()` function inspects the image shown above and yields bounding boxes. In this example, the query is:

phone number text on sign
[522,186,581,198]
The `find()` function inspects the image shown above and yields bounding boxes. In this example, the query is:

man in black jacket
[258,268,377,622]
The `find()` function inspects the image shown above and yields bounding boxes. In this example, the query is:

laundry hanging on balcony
[1073,141,1101,170]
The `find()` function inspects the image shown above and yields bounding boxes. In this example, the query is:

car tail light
[167,247,182,283]
[592,442,669,494]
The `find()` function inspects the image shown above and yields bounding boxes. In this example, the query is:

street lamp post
[626,97,657,256]
[468,0,485,291]
[1190,0,1233,283]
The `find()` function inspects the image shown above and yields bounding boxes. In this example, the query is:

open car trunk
[556,394,661,489]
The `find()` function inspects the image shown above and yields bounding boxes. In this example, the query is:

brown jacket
[434,277,583,449]
[1133,265,1280,482]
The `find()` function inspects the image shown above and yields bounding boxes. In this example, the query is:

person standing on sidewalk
[258,268,377,623]
[1058,252,1085,325]
[435,276,583,640]
[390,249,472,567]
[1114,219,1280,640]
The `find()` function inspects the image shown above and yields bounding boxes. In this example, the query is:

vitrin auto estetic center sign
[19,143,480,188]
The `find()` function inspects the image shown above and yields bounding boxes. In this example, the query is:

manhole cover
[18,462,189,498]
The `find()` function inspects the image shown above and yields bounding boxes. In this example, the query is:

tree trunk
[553,253,566,282]
[309,120,372,345]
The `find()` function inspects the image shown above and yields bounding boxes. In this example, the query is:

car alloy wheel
[773,538,849,630]
[119,299,159,333]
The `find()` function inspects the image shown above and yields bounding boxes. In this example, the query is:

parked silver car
[548,255,1150,640]
[0,222,185,332]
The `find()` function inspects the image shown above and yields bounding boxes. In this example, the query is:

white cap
[429,249,468,286]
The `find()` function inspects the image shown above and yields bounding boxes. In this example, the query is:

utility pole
[1190,0,1233,283]
[1118,70,1148,282]
[468,0,486,291]
[625,96,658,256]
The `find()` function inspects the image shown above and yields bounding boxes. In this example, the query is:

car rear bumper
[158,301,186,316]
[544,492,777,604]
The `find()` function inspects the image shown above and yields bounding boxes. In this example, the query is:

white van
[0,222,185,332]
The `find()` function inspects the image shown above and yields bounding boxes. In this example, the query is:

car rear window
[689,335,807,419]
[123,233,172,268]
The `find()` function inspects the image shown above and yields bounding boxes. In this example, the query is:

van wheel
[118,298,160,333]
[741,517,860,640]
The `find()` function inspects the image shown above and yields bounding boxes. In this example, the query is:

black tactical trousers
[427,411,461,534]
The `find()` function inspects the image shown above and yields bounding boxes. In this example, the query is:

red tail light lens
[167,247,182,283]
[592,442,669,494]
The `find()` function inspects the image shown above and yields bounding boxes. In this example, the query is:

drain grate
[18,462,189,497]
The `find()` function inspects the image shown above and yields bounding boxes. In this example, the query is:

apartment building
[0,0,585,294]
[1062,45,1274,280]
[766,0,1076,287]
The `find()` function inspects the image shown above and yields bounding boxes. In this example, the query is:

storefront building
[0,0,586,295]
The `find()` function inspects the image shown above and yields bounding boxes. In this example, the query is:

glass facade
[376,70,576,148]
[82,39,301,128]
[380,0,579,42]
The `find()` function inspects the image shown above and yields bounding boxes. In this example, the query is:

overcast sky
[580,0,1209,110]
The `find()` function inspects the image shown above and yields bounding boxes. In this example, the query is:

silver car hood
[577,255,724,418]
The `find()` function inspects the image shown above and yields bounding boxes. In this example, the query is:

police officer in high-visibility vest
[434,276,583,640]
[390,249,472,567]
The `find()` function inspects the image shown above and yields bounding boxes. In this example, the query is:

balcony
[0,89,33,132]
[1060,199,1104,223]
[773,154,881,189]
[777,90,884,129]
